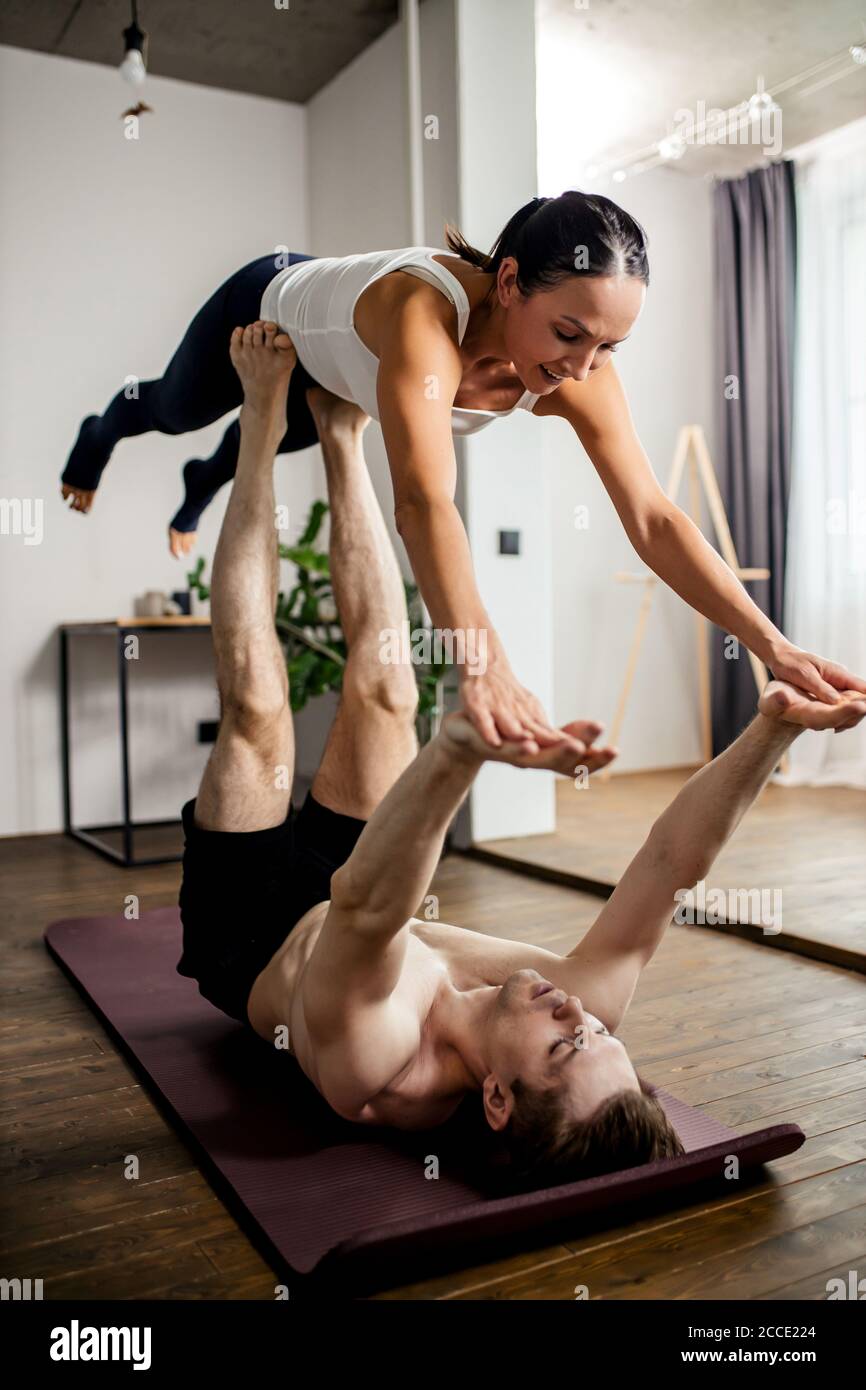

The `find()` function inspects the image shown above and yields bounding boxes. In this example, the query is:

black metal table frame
[60,623,210,868]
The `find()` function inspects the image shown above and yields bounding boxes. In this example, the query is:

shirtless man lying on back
[177,321,866,1187]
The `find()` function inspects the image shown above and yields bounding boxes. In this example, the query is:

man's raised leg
[194,322,297,832]
[305,390,420,820]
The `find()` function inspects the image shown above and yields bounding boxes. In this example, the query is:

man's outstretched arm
[305,714,613,1025]
[328,715,610,944]
[565,682,866,1029]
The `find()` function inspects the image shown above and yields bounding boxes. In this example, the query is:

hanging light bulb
[612,169,627,183]
[120,47,146,85]
[850,46,866,65]
[120,1,148,87]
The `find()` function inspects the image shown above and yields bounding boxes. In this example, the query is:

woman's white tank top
[260,246,540,436]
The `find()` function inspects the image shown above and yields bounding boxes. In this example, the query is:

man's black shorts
[176,791,367,1025]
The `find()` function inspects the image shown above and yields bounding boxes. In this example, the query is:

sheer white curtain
[781,127,866,788]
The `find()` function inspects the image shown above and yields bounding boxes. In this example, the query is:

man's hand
[768,642,866,707]
[229,320,297,434]
[759,679,866,732]
[440,709,619,775]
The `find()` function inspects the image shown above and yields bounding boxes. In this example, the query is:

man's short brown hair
[498,1072,685,1190]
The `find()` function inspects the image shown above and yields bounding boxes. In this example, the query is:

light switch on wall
[498,529,520,555]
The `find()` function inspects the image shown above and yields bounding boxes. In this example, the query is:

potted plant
[186,557,210,618]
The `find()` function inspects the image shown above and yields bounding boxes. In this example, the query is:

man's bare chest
[404,916,564,993]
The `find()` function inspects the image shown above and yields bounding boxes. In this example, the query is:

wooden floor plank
[446,1167,866,1301]
[755,1253,866,1300]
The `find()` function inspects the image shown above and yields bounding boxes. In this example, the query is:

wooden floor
[1,832,865,1300]
[478,771,866,964]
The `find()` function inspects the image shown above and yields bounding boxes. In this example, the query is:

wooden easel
[600,424,772,779]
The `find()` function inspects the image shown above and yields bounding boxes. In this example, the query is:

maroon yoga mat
[45,909,804,1291]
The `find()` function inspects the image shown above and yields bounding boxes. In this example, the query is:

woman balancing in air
[61,191,866,747]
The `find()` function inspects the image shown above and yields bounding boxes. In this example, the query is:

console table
[59,618,211,867]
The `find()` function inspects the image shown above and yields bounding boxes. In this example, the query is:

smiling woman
[441,192,649,393]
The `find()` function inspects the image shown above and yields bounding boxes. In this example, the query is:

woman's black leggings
[61,252,323,533]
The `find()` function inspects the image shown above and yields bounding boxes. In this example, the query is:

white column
[451,0,555,844]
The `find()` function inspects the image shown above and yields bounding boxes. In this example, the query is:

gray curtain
[711,160,797,753]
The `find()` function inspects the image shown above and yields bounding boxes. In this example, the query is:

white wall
[0,45,309,834]
[542,170,716,772]
[452,0,556,841]
[301,0,560,843]
[295,0,460,775]
[536,0,719,774]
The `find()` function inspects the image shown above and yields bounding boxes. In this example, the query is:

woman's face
[497,258,646,393]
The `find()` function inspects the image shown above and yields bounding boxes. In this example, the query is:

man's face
[482,969,640,1129]
[496,259,645,392]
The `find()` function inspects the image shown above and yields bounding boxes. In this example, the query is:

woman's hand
[759,679,866,733]
[458,654,577,750]
[441,709,619,775]
[767,643,866,706]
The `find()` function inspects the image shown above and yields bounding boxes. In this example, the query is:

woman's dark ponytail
[445,196,551,272]
[445,189,649,293]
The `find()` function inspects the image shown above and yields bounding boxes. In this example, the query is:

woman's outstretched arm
[543,361,866,702]
[375,285,575,750]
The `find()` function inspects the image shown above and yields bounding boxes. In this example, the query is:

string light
[586,42,864,182]
[658,133,686,160]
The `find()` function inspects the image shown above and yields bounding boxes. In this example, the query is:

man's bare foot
[305,384,371,443]
[61,484,96,514]
[759,678,866,732]
[229,320,297,432]
[169,527,197,559]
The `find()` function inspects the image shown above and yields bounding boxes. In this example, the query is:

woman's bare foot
[61,484,97,514]
[759,678,866,732]
[169,527,198,559]
[305,384,371,443]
